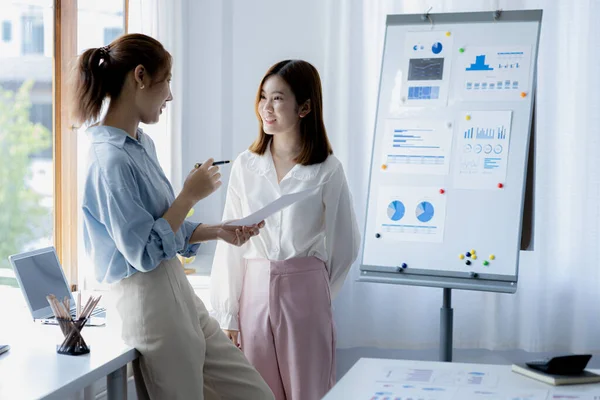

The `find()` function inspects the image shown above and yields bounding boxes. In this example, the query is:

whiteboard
[359,11,542,293]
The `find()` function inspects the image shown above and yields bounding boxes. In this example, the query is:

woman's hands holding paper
[216,221,265,247]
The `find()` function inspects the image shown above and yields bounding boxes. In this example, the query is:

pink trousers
[239,256,336,400]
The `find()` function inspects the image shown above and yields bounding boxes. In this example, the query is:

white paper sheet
[225,185,321,226]
[456,46,532,101]
[369,381,458,400]
[401,31,454,107]
[548,394,600,400]
[453,111,513,190]
[375,185,447,243]
[381,118,454,175]
[454,387,549,400]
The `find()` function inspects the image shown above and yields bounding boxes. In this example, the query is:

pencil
[195,160,230,168]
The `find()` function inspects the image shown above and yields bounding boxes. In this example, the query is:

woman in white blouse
[210,59,361,400]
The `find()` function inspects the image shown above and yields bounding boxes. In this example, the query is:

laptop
[8,246,106,326]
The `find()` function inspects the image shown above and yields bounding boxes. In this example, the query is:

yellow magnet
[446,31,451,37]
[459,254,465,260]
[489,254,496,260]
[382,164,388,170]
[465,115,471,121]
[472,254,478,260]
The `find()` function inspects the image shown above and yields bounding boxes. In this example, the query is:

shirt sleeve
[89,162,183,273]
[323,163,361,299]
[179,220,202,258]
[210,161,246,330]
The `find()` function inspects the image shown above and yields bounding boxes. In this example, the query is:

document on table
[225,185,322,226]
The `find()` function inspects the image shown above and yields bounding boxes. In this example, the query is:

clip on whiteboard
[469,272,479,279]
[493,9,502,21]
[421,6,433,26]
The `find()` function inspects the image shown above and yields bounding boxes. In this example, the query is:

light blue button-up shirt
[82,125,200,284]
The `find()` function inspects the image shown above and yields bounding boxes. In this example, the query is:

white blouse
[210,146,361,330]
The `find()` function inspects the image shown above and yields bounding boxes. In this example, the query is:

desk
[323,358,600,399]
[0,288,138,400]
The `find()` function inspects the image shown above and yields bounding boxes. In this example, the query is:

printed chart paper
[375,186,447,243]
[457,46,532,101]
[453,111,513,190]
[402,31,454,106]
[381,119,454,175]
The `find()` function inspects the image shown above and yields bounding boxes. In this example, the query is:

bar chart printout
[454,111,513,190]
[382,119,453,175]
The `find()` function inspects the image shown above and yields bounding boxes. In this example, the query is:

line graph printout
[453,111,513,190]
[381,119,454,175]
[403,31,454,106]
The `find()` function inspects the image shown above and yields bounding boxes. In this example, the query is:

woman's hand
[181,158,221,204]
[223,329,239,346]
[217,221,265,247]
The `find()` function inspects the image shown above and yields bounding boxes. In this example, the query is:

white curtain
[128,0,184,191]
[325,0,600,353]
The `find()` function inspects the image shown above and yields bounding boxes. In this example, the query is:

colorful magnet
[382,164,388,170]
[490,254,496,260]
[446,31,451,37]
[465,115,471,121]
[439,188,445,194]
[459,254,465,260]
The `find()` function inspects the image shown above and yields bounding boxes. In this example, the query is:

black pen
[194,160,231,168]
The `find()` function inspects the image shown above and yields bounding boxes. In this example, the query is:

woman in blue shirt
[74,33,274,399]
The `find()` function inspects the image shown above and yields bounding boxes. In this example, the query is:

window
[0,0,127,291]
[2,21,11,42]
[31,103,53,132]
[21,14,45,55]
[0,2,53,289]
[104,27,123,45]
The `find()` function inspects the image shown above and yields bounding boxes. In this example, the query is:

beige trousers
[110,257,274,400]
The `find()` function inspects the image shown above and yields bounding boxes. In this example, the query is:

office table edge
[38,347,139,400]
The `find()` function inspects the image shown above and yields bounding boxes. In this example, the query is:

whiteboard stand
[440,287,453,361]
[358,9,542,363]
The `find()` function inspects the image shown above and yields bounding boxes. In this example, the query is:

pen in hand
[194,160,231,169]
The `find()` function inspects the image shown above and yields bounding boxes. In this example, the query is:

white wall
[182,0,327,254]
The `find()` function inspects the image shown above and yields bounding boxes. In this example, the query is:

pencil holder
[55,317,90,356]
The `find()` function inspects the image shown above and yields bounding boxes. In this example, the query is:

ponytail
[73,47,110,125]
[72,34,172,126]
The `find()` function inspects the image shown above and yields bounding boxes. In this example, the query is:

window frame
[53,0,128,291]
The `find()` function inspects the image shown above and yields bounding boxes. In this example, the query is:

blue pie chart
[387,200,405,221]
[432,42,443,54]
[416,201,435,223]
